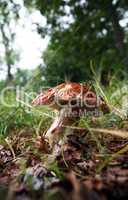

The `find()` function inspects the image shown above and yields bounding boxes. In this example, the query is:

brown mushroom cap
[32,87,56,106]
[32,82,106,111]
[55,82,89,101]
[32,83,89,104]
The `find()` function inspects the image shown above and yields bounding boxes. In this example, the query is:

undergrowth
[0,79,128,184]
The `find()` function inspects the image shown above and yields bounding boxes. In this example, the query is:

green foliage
[24,66,47,92]
[0,80,6,90]
[43,40,90,86]
[11,67,47,91]
[24,0,128,85]
[0,88,53,137]
[13,69,33,87]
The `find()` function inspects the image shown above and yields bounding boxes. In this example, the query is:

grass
[0,92,53,137]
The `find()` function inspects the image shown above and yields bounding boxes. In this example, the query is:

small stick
[62,125,128,139]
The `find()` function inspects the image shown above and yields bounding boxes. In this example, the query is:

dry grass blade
[62,125,128,139]
[90,128,128,139]
[112,107,126,119]
[97,144,128,173]
[4,138,16,160]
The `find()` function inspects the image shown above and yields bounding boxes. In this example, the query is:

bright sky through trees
[15,8,49,70]
[0,0,49,79]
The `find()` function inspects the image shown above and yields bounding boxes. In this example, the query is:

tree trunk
[7,64,13,82]
[101,2,126,86]
[0,24,13,83]
[110,5,125,57]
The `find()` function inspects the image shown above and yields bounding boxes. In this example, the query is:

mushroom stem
[45,107,73,147]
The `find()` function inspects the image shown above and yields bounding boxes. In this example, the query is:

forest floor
[0,114,128,199]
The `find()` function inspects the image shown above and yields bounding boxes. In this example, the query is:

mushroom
[32,82,109,148]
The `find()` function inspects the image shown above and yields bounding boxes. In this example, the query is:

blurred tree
[0,0,20,83]
[13,68,33,87]
[24,66,46,92]
[24,0,128,85]
[43,41,88,86]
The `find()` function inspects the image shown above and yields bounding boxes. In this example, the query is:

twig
[62,125,128,139]
[90,128,128,139]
